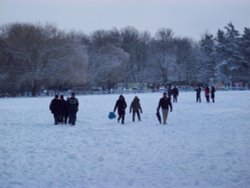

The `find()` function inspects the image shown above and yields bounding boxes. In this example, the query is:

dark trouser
[63,115,68,124]
[132,111,141,122]
[173,95,178,103]
[211,94,215,103]
[53,114,60,125]
[58,115,63,123]
[206,96,210,103]
[68,112,77,125]
[118,114,125,124]
[196,95,201,103]
[211,97,215,103]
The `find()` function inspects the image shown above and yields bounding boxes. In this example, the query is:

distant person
[129,96,143,122]
[204,86,210,103]
[167,85,172,102]
[195,86,202,103]
[67,92,79,126]
[172,85,179,103]
[60,95,68,124]
[211,86,216,103]
[157,92,173,125]
[49,95,61,125]
[113,95,127,124]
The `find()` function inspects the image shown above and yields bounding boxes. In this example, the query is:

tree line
[0,22,249,96]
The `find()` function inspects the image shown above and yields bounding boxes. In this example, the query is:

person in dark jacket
[113,95,127,124]
[130,96,143,122]
[157,92,173,124]
[167,85,172,102]
[67,92,79,126]
[172,85,179,103]
[211,86,216,103]
[60,95,68,124]
[49,95,61,125]
[195,86,202,103]
[204,86,210,103]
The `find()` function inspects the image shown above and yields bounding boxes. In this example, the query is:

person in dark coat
[49,95,61,125]
[113,95,127,124]
[130,96,143,122]
[157,92,173,124]
[204,86,210,103]
[67,92,79,126]
[195,86,202,103]
[167,85,172,102]
[211,86,216,103]
[172,85,179,103]
[60,95,68,124]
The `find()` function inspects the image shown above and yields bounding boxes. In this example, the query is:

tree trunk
[31,80,40,97]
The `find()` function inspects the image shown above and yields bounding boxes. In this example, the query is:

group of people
[113,95,144,124]
[49,92,79,126]
[113,92,173,125]
[50,85,216,126]
[195,86,216,103]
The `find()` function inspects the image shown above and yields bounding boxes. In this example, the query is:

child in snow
[129,96,143,122]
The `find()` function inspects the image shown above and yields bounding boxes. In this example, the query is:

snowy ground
[0,90,250,188]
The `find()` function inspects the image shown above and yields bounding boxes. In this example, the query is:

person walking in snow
[195,86,202,103]
[204,86,210,103]
[130,96,143,122]
[172,85,179,103]
[211,86,216,103]
[113,95,127,124]
[167,85,172,102]
[157,92,173,125]
[67,92,79,126]
[49,95,61,125]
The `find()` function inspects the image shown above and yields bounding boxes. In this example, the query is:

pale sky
[1,0,250,40]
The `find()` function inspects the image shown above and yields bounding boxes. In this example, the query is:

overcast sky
[1,0,250,40]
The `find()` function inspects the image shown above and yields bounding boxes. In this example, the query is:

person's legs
[121,114,125,124]
[64,115,68,124]
[162,109,168,124]
[53,114,58,125]
[117,116,121,123]
[132,111,135,122]
[136,111,141,121]
[71,113,76,125]
[68,113,72,124]
[68,113,76,125]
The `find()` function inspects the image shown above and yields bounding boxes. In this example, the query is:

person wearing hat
[67,92,79,126]
[157,92,173,124]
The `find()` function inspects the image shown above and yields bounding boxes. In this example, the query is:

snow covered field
[0,91,250,188]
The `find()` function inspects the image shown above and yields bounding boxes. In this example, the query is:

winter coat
[205,87,210,97]
[67,97,79,113]
[157,97,172,111]
[50,98,61,115]
[195,87,201,96]
[130,97,142,113]
[114,99,127,116]
[60,99,68,116]
[211,87,216,98]
[172,88,179,97]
